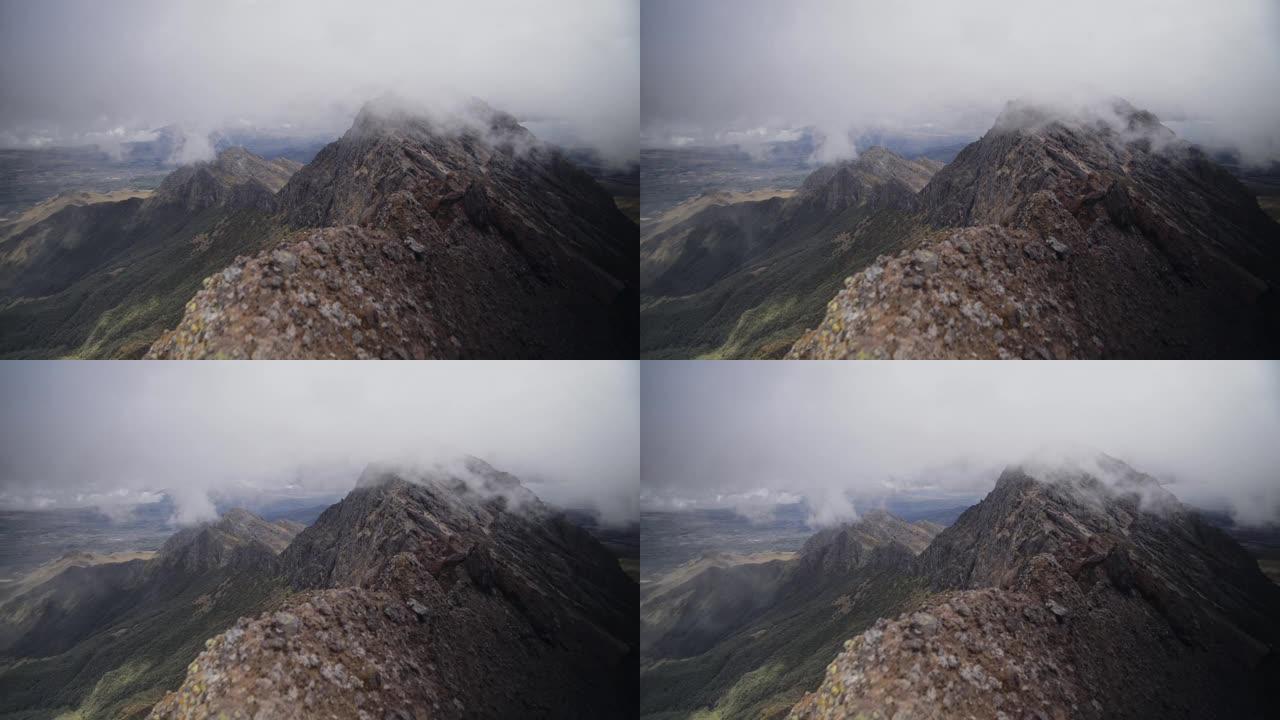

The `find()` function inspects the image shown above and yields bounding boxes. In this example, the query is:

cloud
[641,362,1280,527]
[0,0,639,163]
[0,361,640,527]
[642,0,1280,164]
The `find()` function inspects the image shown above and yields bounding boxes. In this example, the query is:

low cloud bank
[642,362,1280,528]
[642,0,1280,165]
[0,361,640,527]
[0,0,639,164]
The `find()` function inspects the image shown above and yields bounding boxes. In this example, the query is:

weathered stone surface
[790,455,1280,720]
[150,98,637,359]
[149,458,638,720]
[790,99,1280,359]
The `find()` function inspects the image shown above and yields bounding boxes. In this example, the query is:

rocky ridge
[789,147,941,216]
[788,586,1089,720]
[150,99,638,359]
[789,456,1280,719]
[150,459,638,719]
[146,225,465,359]
[149,146,300,213]
[153,507,303,575]
[790,100,1280,358]
[798,510,942,575]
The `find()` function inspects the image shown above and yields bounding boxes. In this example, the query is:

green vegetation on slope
[641,208,925,359]
[0,567,290,720]
[0,206,288,358]
[641,568,927,720]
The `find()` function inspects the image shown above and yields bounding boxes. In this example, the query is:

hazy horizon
[0,0,640,164]
[642,361,1280,528]
[0,361,640,527]
[642,0,1280,165]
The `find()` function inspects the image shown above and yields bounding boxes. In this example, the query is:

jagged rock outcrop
[153,507,302,575]
[147,225,468,359]
[788,586,1090,720]
[149,147,301,213]
[150,460,638,719]
[790,100,1280,359]
[791,456,1280,719]
[798,510,942,576]
[150,98,638,359]
[788,147,940,217]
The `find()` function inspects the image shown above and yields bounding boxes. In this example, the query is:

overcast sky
[642,0,1280,163]
[642,362,1280,527]
[0,361,639,526]
[0,0,639,162]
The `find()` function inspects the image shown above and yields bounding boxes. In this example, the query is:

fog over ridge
[641,362,1280,528]
[642,0,1280,165]
[0,361,640,526]
[0,0,639,163]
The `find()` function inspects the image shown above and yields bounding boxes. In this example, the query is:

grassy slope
[0,568,290,720]
[641,207,925,359]
[641,568,927,720]
[0,191,153,246]
[0,207,287,358]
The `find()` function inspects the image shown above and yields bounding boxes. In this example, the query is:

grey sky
[0,361,639,525]
[642,0,1280,163]
[0,0,639,162]
[642,362,1280,527]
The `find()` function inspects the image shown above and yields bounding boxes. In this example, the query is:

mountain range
[0,507,298,719]
[0,459,638,720]
[640,455,1280,720]
[641,99,1280,358]
[0,99,638,359]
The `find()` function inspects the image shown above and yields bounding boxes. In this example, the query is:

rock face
[788,587,1089,720]
[147,226,468,359]
[798,510,942,576]
[150,459,638,719]
[153,508,302,575]
[150,99,638,359]
[790,147,940,217]
[790,455,1280,720]
[150,147,301,213]
[790,100,1280,358]
[640,147,939,358]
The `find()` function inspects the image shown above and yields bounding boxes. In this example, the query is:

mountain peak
[213,507,301,553]
[350,95,527,145]
[155,507,300,573]
[353,462,405,490]
[794,147,939,214]
[790,95,1280,360]
[148,146,299,213]
[148,95,637,359]
[155,461,637,719]
[799,510,941,575]
[990,97,1169,137]
[797,456,1280,719]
